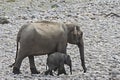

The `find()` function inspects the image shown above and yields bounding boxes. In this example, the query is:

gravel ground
[0,0,120,80]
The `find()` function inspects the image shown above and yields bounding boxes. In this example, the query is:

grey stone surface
[0,0,120,80]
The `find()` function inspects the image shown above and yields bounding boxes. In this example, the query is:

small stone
[0,17,9,24]
[31,15,35,19]
[22,16,27,20]
[51,4,59,8]
[90,17,96,20]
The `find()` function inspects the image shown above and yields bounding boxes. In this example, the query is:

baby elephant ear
[66,55,71,62]
[64,55,69,63]
[67,55,70,59]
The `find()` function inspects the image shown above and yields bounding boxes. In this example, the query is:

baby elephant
[45,52,72,76]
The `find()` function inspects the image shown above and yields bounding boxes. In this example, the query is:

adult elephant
[12,21,87,74]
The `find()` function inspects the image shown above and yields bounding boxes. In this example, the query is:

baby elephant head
[64,55,72,74]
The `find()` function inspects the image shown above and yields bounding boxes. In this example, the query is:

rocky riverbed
[0,0,120,80]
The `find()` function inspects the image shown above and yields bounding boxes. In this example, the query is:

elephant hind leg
[49,70,53,76]
[57,66,63,76]
[13,66,21,74]
[57,65,67,76]
[28,56,39,74]
[45,70,50,75]
[54,67,57,71]
[45,69,53,76]
[13,50,26,74]
[63,67,67,75]
[49,67,54,76]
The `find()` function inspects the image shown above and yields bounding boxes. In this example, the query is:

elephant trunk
[77,38,87,73]
[70,64,72,74]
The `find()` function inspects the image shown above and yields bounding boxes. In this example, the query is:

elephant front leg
[28,56,40,74]
[57,41,67,54]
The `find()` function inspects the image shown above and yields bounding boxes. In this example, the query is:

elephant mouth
[75,41,80,44]
[70,40,79,44]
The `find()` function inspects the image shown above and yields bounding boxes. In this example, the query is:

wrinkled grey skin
[11,21,86,74]
[45,52,72,76]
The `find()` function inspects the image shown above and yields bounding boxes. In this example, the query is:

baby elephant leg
[49,70,53,76]
[63,67,67,75]
[57,66,67,76]
[45,69,50,75]
[45,68,53,76]
[54,67,57,71]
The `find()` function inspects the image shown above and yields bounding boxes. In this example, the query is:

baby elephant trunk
[65,54,72,75]
[69,63,72,74]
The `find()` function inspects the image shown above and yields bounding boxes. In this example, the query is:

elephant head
[66,23,87,73]
[64,55,72,74]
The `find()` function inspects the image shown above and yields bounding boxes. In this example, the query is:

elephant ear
[66,24,83,44]
[64,55,71,65]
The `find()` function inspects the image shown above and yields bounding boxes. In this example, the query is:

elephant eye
[73,32,77,37]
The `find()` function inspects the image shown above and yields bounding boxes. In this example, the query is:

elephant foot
[50,71,54,76]
[30,68,40,74]
[45,70,49,75]
[64,72,68,75]
[57,72,64,76]
[13,67,21,74]
[50,73,54,76]
[57,71,63,76]
[54,67,57,71]
[57,72,67,76]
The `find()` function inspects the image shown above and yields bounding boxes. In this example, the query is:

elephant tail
[9,35,20,67]
[46,65,47,70]
[9,24,28,67]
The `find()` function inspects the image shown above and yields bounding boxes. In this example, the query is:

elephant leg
[54,67,57,71]
[49,70,53,76]
[57,41,67,53]
[57,67,62,76]
[57,65,65,76]
[13,50,26,74]
[45,69,50,75]
[63,67,67,75]
[45,67,53,76]
[28,56,39,74]
[46,68,53,76]
[57,68,60,76]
